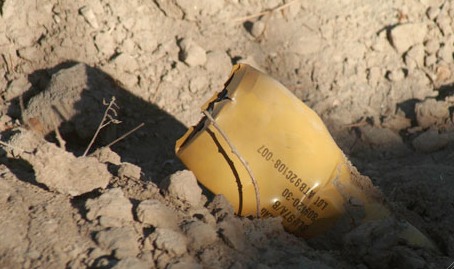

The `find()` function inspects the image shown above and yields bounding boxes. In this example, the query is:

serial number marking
[270,201,309,231]
[282,188,328,221]
[281,188,328,211]
[257,145,316,199]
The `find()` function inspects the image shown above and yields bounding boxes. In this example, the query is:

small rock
[183,221,218,250]
[150,228,187,256]
[120,38,136,54]
[436,64,452,82]
[112,53,139,73]
[424,39,440,54]
[160,170,202,207]
[412,128,449,152]
[5,128,41,153]
[85,188,134,227]
[437,44,453,62]
[136,199,180,230]
[91,147,122,165]
[4,76,31,101]
[17,46,44,62]
[426,6,440,20]
[371,31,388,52]
[94,32,116,57]
[404,44,425,70]
[8,131,111,196]
[95,227,140,259]
[175,0,201,20]
[386,69,406,81]
[381,114,412,131]
[389,23,427,53]
[359,125,409,155]
[415,99,450,128]
[436,14,452,35]
[178,38,207,67]
[217,216,246,251]
[425,54,437,66]
[360,126,403,146]
[112,258,149,269]
[250,20,266,38]
[118,162,141,180]
[52,4,62,14]
[79,5,99,29]
[205,50,233,78]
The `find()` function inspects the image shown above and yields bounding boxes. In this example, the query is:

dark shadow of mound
[7,61,187,183]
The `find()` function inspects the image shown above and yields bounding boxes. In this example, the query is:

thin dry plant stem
[105,122,145,148]
[83,97,118,157]
[234,0,299,22]
[54,126,66,150]
[151,79,162,104]
[19,95,25,124]
[50,113,66,150]
[202,110,261,218]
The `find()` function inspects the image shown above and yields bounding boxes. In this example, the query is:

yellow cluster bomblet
[175,63,439,247]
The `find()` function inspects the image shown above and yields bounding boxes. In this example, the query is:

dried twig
[202,110,261,218]
[54,125,66,150]
[105,122,145,148]
[19,95,25,124]
[83,97,121,157]
[234,0,299,22]
[151,79,162,104]
[49,109,66,150]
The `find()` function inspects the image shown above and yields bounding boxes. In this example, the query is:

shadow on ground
[5,61,187,183]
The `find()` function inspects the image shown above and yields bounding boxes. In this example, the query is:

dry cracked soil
[1,0,454,268]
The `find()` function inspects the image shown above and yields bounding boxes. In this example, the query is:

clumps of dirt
[85,188,134,227]
[344,218,428,269]
[2,115,448,269]
[22,63,120,143]
[77,167,333,268]
[5,129,110,196]
[160,170,203,207]
[374,160,454,258]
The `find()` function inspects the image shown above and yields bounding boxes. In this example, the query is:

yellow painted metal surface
[175,63,439,247]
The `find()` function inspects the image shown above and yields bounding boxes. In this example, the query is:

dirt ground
[1,0,454,268]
